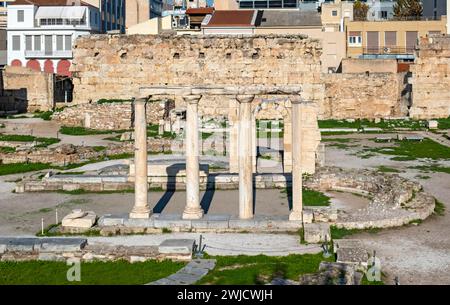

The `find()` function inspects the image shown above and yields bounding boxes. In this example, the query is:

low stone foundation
[0,237,194,262]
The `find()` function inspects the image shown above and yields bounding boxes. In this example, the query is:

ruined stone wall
[410,35,450,119]
[71,34,323,105]
[52,101,167,130]
[321,72,409,119]
[2,66,54,112]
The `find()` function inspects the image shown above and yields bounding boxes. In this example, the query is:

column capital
[183,95,202,104]
[289,95,302,104]
[236,94,255,104]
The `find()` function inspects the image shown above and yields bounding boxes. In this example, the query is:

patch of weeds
[408,219,422,225]
[162,228,172,233]
[38,208,53,213]
[280,188,331,206]
[434,199,446,216]
[409,165,450,174]
[390,156,416,161]
[92,146,106,152]
[59,126,127,136]
[361,274,385,285]
[376,166,402,173]
[365,139,450,160]
[201,132,213,140]
[97,99,132,104]
[330,226,381,240]
[415,174,431,180]
[0,134,60,147]
[0,146,16,153]
[147,124,176,139]
[321,138,352,143]
[0,162,54,176]
[33,110,53,121]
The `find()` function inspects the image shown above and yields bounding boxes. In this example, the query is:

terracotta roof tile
[185,7,214,15]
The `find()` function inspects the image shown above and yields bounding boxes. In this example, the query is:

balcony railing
[362,46,415,55]
[24,50,73,58]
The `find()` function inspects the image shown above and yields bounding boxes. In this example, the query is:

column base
[289,211,303,221]
[130,207,151,219]
[182,207,204,220]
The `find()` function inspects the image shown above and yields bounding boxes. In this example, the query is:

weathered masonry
[71,34,323,105]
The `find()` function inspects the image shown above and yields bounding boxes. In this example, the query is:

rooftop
[203,10,256,27]
[255,10,322,27]
[185,7,215,15]
[12,0,96,7]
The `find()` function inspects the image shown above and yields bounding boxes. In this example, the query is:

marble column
[237,95,255,219]
[182,95,204,220]
[130,97,151,219]
[289,96,303,221]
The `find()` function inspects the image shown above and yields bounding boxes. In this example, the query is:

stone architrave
[130,98,151,219]
[182,95,204,220]
[237,95,255,219]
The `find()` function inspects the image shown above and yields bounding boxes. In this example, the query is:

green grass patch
[281,188,330,206]
[0,162,54,176]
[0,134,60,147]
[321,138,352,143]
[434,199,446,216]
[147,124,176,139]
[197,253,332,285]
[33,111,53,121]
[0,260,185,285]
[361,274,385,285]
[201,132,213,140]
[57,189,134,195]
[0,146,16,153]
[330,226,381,240]
[319,118,428,130]
[92,146,106,152]
[366,139,450,160]
[97,99,132,104]
[59,126,124,136]
[409,165,450,174]
[376,166,402,173]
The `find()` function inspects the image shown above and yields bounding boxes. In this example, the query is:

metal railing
[24,50,73,58]
[362,46,415,55]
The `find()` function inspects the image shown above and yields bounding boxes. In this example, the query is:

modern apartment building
[345,16,447,60]
[7,0,101,75]
[100,0,125,33]
[366,0,395,21]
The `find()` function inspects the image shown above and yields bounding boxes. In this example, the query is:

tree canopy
[354,0,369,21]
[393,0,423,20]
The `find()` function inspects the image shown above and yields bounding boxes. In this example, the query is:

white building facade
[7,3,100,76]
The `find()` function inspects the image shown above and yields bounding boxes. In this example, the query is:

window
[25,35,32,51]
[34,35,41,51]
[65,35,72,51]
[332,10,338,17]
[381,11,388,19]
[17,10,24,22]
[348,31,362,46]
[12,35,20,51]
[56,35,63,51]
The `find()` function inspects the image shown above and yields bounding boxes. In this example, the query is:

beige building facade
[126,0,150,29]
[345,17,448,58]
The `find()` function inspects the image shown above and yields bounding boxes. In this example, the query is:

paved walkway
[148,259,216,285]
[88,233,321,256]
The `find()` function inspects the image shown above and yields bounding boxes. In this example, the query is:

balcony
[361,46,415,60]
[24,50,73,59]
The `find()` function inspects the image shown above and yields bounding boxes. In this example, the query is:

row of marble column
[129,94,303,221]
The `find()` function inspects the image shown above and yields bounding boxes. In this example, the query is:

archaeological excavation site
[1,8,450,290]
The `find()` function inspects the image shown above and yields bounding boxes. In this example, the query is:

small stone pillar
[130,97,151,219]
[182,95,204,220]
[237,95,255,219]
[289,95,303,221]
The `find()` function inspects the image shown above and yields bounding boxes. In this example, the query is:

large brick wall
[71,34,324,104]
[410,35,450,119]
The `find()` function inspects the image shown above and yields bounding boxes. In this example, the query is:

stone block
[158,239,195,255]
[38,252,63,261]
[124,217,154,228]
[228,218,258,229]
[303,223,331,244]
[302,209,314,224]
[333,239,364,254]
[0,244,6,254]
[0,237,37,252]
[39,238,88,252]
[428,120,438,129]
[336,247,369,266]
[153,214,192,229]
[62,210,96,230]
[97,214,127,226]
[191,214,230,229]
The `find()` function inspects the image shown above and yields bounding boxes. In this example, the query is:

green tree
[393,0,423,20]
[354,0,369,21]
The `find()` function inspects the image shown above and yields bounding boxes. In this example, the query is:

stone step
[303,223,330,244]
